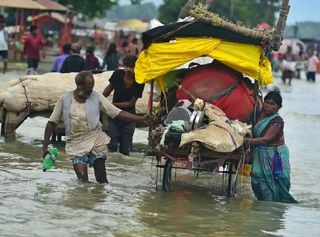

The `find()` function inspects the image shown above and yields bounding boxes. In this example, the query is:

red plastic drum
[176,64,255,121]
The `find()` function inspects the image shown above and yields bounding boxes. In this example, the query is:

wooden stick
[270,0,290,51]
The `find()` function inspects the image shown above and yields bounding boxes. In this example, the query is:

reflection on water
[137,189,290,237]
[62,184,107,210]
[1,73,320,236]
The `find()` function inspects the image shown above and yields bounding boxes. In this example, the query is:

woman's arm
[244,124,281,146]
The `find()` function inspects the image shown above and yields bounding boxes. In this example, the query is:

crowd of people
[0,14,142,75]
[277,44,319,85]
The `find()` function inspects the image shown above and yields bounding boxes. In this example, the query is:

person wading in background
[0,15,9,74]
[23,25,45,75]
[306,51,319,82]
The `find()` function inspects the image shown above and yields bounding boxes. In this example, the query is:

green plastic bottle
[42,145,58,172]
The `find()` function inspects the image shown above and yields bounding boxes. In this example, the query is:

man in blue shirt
[51,43,71,72]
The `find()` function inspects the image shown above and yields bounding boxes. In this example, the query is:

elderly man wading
[43,71,148,183]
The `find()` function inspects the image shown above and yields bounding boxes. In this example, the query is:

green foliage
[158,0,186,24]
[57,0,118,19]
[106,3,158,21]
[158,0,281,26]
[131,0,143,4]
[209,0,281,26]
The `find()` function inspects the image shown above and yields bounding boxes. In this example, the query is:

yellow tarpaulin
[135,37,273,90]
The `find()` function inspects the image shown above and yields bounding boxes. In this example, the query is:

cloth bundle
[0,71,154,115]
[180,99,251,152]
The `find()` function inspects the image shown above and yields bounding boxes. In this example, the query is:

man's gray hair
[75,71,93,86]
[71,43,81,54]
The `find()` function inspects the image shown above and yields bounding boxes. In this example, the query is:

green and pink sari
[251,113,297,203]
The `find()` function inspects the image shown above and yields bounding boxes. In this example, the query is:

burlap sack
[180,99,251,152]
[0,71,155,115]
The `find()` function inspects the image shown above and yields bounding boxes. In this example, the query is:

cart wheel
[162,159,172,191]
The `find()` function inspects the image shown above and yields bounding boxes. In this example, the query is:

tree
[158,0,281,26]
[208,0,281,26]
[158,0,186,24]
[57,0,118,19]
[130,0,143,4]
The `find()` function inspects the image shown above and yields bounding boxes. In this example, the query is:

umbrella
[116,19,149,31]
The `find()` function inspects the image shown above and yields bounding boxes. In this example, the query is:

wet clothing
[49,91,121,157]
[251,113,297,203]
[107,69,144,155]
[51,53,69,72]
[72,153,106,167]
[60,55,85,73]
[107,118,135,155]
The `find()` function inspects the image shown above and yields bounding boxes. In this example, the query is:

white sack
[0,71,155,114]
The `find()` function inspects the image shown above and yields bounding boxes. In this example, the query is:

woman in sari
[244,91,297,203]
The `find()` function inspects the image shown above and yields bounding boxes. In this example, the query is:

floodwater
[0,71,320,237]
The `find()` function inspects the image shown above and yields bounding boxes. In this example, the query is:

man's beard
[78,90,92,98]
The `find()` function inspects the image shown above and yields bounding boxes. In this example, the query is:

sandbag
[180,120,243,152]
[0,71,155,115]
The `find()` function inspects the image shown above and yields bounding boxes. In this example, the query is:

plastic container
[42,145,58,172]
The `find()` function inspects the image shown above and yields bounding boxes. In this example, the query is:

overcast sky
[118,0,320,24]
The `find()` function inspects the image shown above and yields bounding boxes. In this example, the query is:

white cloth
[0,30,8,51]
[281,59,296,72]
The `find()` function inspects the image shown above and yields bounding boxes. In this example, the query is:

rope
[163,92,169,114]
[207,82,239,103]
[172,80,196,101]
[155,20,197,42]
[19,77,31,113]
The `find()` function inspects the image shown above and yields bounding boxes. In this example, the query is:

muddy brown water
[0,71,320,236]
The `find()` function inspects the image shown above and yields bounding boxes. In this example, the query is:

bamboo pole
[270,0,290,51]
